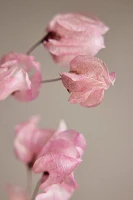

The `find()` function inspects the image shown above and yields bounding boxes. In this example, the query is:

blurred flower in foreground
[6,185,29,200]
[33,119,86,189]
[36,174,77,200]
[14,115,86,189]
[43,13,109,66]
[0,52,42,102]
[61,55,116,108]
[14,115,54,168]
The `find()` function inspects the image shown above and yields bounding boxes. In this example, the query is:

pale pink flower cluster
[0,13,115,107]
[1,12,116,200]
[11,116,86,200]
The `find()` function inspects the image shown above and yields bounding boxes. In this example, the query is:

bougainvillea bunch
[2,13,116,200]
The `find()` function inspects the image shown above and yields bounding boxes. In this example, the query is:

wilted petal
[36,174,77,200]
[12,55,42,102]
[81,89,104,108]
[14,116,54,164]
[47,13,109,34]
[36,184,71,200]
[39,138,79,160]
[44,13,107,66]
[69,89,105,108]
[45,31,105,66]
[14,115,40,163]
[69,91,91,104]
[70,56,109,81]
[54,129,86,158]
[0,52,42,102]
[62,73,91,92]
[63,173,78,192]
[33,153,81,189]
[0,67,31,100]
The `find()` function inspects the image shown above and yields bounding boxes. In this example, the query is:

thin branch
[42,77,62,84]
[26,36,46,55]
[31,179,41,200]
[26,166,32,195]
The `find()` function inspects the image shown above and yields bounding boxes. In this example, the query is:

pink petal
[70,56,107,77]
[36,184,71,200]
[52,54,75,67]
[0,52,42,102]
[83,14,110,35]
[47,13,109,35]
[0,67,31,100]
[14,116,39,163]
[14,139,33,163]
[13,55,42,102]
[15,115,40,133]
[45,41,84,56]
[54,129,86,158]
[44,13,107,66]
[81,89,105,108]
[33,153,81,189]
[69,91,91,104]
[47,13,90,32]
[56,120,67,133]
[70,56,114,88]
[39,138,79,159]
[36,174,77,200]
[6,185,29,200]
[68,89,104,108]
[38,121,86,159]
[44,31,104,66]
[14,116,54,164]
[62,73,91,92]
[62,173,78,192]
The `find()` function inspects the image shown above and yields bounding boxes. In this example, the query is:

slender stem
[26,36,46,55]
[26,166,32,195]
[31,179,41,200]
[42,77,62,84]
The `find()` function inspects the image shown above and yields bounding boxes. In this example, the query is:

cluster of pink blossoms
[0,13,115,107]
[2,13,116,200]
[8,116,86,200]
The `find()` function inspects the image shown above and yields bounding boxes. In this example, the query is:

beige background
[0,0,133,199]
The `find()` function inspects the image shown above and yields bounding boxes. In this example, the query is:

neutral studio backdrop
[0,0,133,200]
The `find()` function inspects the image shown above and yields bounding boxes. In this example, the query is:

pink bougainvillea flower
[61,55,116,108]
[43,13,109,66]
[6,185,29,200]
[36,174,77,200]
[14,116,86,181]
[14,115,55,167]
[0,52,42,101]
[32,120,86,189]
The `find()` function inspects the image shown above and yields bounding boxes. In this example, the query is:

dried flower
[36,174,77,200]
[32,120,86,189]
[43,13,108,66]
[0,52,42,101]
[61,55,116,107]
